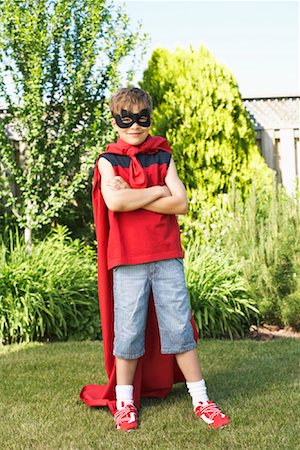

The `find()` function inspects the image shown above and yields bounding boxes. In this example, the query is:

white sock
[116,384,134,409]
[186,379,209,408]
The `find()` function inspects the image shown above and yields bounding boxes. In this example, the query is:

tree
[0,0,145,245]
[140,47,272,217]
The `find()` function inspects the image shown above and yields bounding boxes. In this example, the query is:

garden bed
[249,324,300,340]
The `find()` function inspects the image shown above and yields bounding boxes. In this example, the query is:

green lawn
[0,339,299,450]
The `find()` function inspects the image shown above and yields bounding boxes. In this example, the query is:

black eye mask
[115,109,151,128]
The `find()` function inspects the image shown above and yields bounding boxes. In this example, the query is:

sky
[116,0,300,98]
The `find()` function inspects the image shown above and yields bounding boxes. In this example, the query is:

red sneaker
[194,401,230,428]
[114,403,138,431]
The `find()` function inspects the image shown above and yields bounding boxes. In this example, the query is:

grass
[0,339,299,450]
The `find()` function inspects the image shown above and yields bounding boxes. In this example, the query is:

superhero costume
[80,135,198,415]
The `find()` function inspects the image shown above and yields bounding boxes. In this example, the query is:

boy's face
[112,104,152,146]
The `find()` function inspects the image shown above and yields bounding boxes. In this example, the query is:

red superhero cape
[80,135,198,415]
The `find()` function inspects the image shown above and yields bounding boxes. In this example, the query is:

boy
[80,87,230,431]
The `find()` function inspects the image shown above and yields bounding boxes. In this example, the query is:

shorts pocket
[175,258,184,265]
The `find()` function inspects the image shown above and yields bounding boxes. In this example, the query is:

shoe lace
[196,402,223,421]
[114,404,137,427]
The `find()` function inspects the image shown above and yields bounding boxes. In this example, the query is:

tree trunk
[24,207,32,253]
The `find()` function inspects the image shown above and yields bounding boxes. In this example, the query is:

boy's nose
[130,122,140,129]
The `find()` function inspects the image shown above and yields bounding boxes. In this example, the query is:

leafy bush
[182,181,300,330]
[0,0,144,245]
[0,226,100,344]
[224,185,299,327]
[141,46,273,214]
[185,240,259,338]
[280,292,300,331]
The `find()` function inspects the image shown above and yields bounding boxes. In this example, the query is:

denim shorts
[113,258,196,359]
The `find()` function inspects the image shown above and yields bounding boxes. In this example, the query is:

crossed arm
[98,157,188,215]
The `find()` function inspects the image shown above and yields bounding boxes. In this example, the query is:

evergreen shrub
[141,46,273,212]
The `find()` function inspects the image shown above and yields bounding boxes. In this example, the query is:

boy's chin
[121,133,149,146]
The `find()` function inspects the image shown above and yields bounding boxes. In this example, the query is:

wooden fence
[243,96,300,194]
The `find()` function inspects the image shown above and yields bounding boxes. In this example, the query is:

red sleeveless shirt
[100,136,184,269]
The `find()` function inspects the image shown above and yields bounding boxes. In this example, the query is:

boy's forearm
[143,196,188,215]
[142,157,188,215]
[108,185,168,212]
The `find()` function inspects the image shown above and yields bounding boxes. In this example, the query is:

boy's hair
[110,87,153,116]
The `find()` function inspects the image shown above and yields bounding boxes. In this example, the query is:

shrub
[280,293,300,331]
[184,240,259,338]
[141,46,273,220]
[224,184,300,326]
[0,226,100,344]
[181,181,300,329]
[0,0,144,245]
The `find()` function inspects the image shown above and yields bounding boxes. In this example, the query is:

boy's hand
[161,185,172,197]
[107,176,131,191]
[99,157,170,212]
[106,176,171,197]
[142,159,188,215]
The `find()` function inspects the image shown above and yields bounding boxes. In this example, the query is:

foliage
[185,240,259,338]
[0,0,145,243]
[47,182,95,245]
[225,185,299,327]
[280,292,300,330]
[0,226,100,344]
[140,46,273,222]
[183,180,300,329]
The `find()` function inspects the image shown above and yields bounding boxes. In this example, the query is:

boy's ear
[111,117,118,132]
